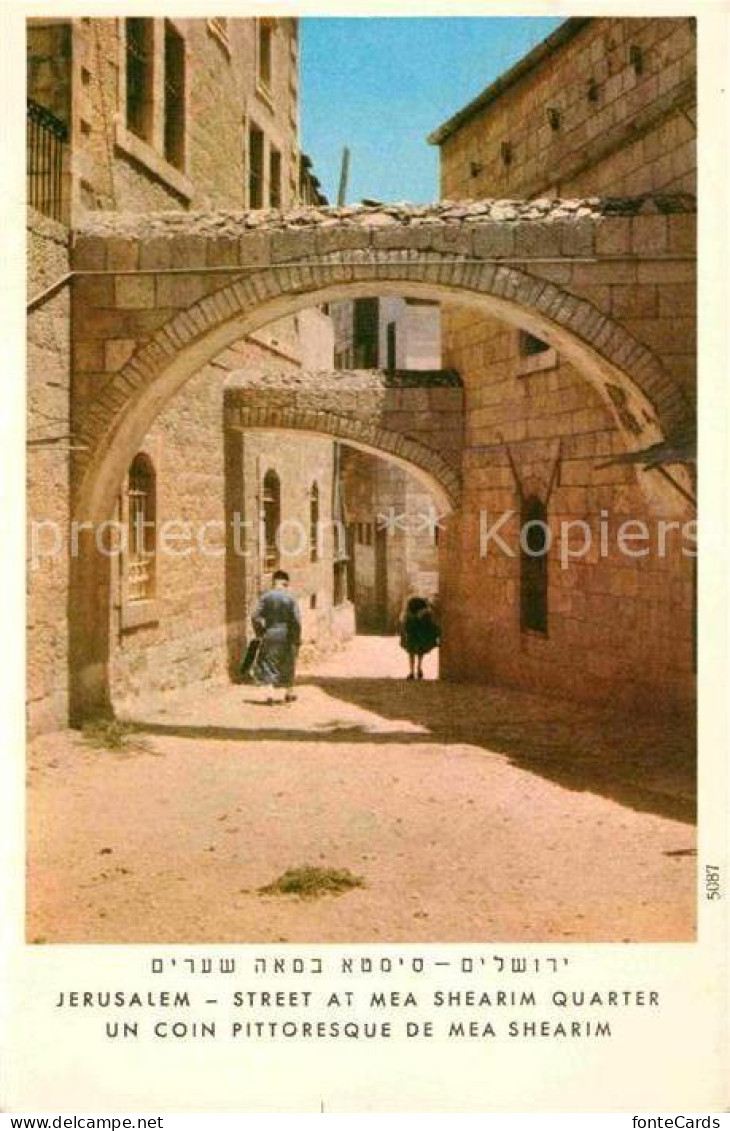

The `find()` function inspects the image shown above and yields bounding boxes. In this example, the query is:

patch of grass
[258,865,365,901]
[81,716,151,753]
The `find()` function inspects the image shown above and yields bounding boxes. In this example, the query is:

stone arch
[67,237,694,722]
[73,248,691,524]
[224,405,461,515]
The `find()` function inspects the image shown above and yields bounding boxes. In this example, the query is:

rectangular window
[353,297,379,369]
[520,496,549,635]
[333,561,348,607]
[164,21,186,170]
[262,470,281,570]
[125,18,154,142]
[257,19,273,92]
[269,145,282,209]
[249,125,264,208]
[386,321,397,371]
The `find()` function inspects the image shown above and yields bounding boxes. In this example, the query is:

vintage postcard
[2,0,728,1114]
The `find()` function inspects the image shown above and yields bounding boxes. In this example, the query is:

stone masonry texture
[433,16,696,714]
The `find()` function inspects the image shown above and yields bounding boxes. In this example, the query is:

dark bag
[238,638,260,681]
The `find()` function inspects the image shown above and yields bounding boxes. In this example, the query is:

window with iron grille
[520,495,548,635]
[125,18,154,141]
[164,21,186,170]
[26,99,68,222]
[269,145,282,209]
[249,125,264,208]
[127,454,156,602]
[262,469,281,569]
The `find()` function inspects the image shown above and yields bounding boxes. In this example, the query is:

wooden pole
[337,146,350,206]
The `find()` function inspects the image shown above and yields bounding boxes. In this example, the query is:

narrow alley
[27,635,695,945]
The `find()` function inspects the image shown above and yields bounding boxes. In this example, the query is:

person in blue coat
[251,570,302,704]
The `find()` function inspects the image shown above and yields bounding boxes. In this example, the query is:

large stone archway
[71,196,695,524]
[67,196,696,720]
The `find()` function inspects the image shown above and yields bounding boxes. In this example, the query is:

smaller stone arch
[226,403,461,515]
[221,366,463,513]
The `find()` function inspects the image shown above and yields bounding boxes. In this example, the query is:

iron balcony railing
[27,98,68,222]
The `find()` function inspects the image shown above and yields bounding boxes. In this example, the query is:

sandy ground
[26,636,696,943]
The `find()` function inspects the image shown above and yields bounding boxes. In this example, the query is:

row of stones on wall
[74,192,697,240]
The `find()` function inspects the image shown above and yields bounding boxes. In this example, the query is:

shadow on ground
[128,673,696,826]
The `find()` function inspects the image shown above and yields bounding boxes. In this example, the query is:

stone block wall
[108,331,343,707]
[439,312,695,713]
[437,17,696,200]
[432,17,696,715]
[27,210,72,733]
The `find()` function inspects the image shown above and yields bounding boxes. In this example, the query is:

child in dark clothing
[399,595,440,680]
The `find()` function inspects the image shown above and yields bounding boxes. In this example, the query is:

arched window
[309,482,320,562]
[520,495,548,635]
[262,469,281,569]
[127,453,156,601]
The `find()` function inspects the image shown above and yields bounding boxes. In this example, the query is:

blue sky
[300,17,564,205]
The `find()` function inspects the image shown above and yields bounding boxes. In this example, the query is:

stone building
[332,296,441,372]
[27,17,348,729]
[428,16,696,711]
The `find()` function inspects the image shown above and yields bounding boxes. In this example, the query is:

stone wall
[27,210,72,733]
[434,17,696,199]
[439,319,695,712]
[433,18,696,714]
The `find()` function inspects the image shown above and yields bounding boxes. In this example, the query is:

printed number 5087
[705,866,722,900]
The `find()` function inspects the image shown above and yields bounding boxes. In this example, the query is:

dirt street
[26,636,696,943]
